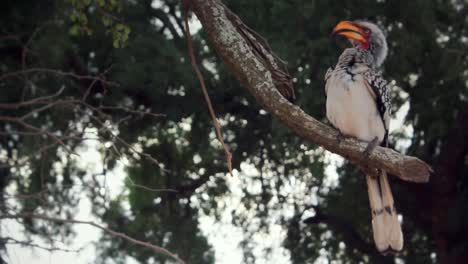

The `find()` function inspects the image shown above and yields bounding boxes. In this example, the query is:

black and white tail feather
[364,69,403,255]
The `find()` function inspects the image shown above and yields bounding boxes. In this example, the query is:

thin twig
[99,106,165,118]
[82,106,165,168]
[0,116,76,155]
[0,86,65,109]
[183,0,233,176]
[126,177,178,193]
[2,237,81,253]
[0,68,119,86]
[81,78,100,102]
[20,99,80,120]
[81,64,114,101]
[1,213,185,264]
[0,142,59,169]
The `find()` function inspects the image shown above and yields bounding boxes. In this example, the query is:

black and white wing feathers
[363,70,392,145]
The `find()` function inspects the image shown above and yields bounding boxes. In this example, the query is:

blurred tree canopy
[0,0,467,264]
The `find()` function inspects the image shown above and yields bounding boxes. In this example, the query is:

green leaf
[102,16,112,27]
[69,24,80,35]
[115,23,125,31]
[70,13,77,22]
[96,0,105,7]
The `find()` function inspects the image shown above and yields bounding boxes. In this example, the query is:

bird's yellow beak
[332,21,369,48]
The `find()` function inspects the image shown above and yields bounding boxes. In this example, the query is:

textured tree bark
[190,0,432,183]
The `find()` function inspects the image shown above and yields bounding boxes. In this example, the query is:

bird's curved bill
[332,21,368,45]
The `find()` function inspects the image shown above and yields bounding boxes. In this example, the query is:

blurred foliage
[0,0,467,264]
[67,0,131,47]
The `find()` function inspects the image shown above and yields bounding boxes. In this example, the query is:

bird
[324,20,403,254]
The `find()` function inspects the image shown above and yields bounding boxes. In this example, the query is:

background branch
[1,213,185,264]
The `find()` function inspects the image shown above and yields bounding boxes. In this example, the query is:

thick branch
[190,0,431,183]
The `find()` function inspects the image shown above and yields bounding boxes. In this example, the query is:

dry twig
[2,236,81,253]
[183,0,233,176]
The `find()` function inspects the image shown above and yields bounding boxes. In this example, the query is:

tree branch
[1,213,185,264]
[0,68,118,86]
[2,236,81,253]
[189,0,432,183]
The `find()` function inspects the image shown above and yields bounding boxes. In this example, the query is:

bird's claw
[363,137,380,157]
[336,130,346,144]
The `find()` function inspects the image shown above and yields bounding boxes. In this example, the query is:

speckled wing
[324,67,334,97]
[362,70,392,145]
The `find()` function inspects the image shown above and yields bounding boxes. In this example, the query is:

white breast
[325,72,386,143]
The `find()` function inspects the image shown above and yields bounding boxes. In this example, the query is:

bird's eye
[364,28,371,34]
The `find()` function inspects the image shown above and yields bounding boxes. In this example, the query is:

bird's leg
[363,136,380,157]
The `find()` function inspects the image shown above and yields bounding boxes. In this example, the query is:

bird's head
[332,20,388,67]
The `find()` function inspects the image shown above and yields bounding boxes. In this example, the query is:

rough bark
[190,0,432,183]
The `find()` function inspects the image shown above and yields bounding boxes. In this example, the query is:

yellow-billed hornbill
[325,20,403,254]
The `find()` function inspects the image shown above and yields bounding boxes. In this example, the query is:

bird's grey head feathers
[353,20,388,68]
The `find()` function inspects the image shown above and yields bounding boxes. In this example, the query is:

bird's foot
[336,130,346,144]
[363,137,380,157]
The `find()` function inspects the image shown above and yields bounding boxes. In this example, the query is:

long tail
[366,171,403,254]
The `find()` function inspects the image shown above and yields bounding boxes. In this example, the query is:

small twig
[0,116,76,155]
[2,237,81,253]
[0,130,43,136]
[0,68,119,86]
[4,189,47,200]
[99,106,165,118]
[0,86,65,109]
[81,78,100,102]
[183,0,233,176]
[126,177,178,193]
[0,142,59,169]
[94,2,127,25]
[21,26,44,69]
[1,213,185,264]
[82,106,165,168]
[81,64,114,101]
[20,99,80,120]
